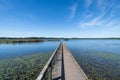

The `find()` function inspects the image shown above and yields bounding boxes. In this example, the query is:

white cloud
[79,19,102,28]
[97,0,103,7]
[69,0,79,19]
[80,0,93,23]
[68,0,93,20]
[79,11,106,28]
[79,13,93,24]
[78,0,120,28]
[85,0,92,8]
[79,15,120,28]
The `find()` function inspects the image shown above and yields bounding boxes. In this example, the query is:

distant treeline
[0,37,44,43]
[0,37,69,43]
[0,37,120,43]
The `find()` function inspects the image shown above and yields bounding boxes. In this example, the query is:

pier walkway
[36,43,88,80]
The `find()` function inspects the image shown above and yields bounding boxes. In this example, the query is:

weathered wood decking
[36,43,88,80]
[52,43,88,80]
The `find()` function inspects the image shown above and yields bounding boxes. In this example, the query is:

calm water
[65,40,120,80]
[0,41,59,59]
[0,40,120,80]
[65,40,120,54]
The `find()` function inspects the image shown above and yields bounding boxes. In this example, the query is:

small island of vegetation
[0,37,44,43]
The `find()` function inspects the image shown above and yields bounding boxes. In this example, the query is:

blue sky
[0,0,120,38]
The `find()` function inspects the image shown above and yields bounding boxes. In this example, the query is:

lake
[0,40,120,80]
[0,42,59,59]
[0,41,59,80]
[65,40,120,80]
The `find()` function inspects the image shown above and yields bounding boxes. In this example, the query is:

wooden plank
[36,43,88,80]
[62,43,88,80]
[36,43,61,80]
[52,44,63,80]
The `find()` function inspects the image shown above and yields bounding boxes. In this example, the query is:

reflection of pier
[36,43,88,80]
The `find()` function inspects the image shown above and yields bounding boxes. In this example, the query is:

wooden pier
[36,43,88,80]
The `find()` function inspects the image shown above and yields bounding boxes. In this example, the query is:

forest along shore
[0,37,67,43]
[0,38,44,43]
[0,37,120,44]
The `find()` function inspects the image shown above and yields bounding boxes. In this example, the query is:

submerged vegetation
[0,52,52,80]
[73,51,120,80]
[0,39,120,80]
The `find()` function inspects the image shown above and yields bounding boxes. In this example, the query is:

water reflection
[0,41,59,59]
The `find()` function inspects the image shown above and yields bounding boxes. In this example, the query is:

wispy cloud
[85,0,92,8]
[79,6,105,28]
[78,0,120,29]
[97,0,103,7]
[79,13,93,24]
[80,0,93,23]
[69,0,79,19]
[79,17,103,28]
[79,14,118,28]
